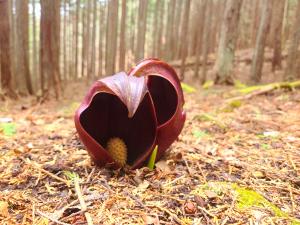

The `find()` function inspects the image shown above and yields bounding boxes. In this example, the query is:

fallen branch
[227,81,300,102]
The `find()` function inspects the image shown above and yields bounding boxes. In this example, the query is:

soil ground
[0,81,300,225]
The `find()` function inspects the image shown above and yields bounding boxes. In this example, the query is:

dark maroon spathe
[74,59,186,169]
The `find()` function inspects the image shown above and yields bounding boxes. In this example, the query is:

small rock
[184,201,197,214]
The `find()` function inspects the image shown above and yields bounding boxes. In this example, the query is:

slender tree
[200,0,213,83]
[271,0,285,71]
[284,0,300,80]
[74,0,80,79]
[250,0,273,83]
[119,0,127,71]
[0,0,15,97]
[105,0,118,75]
[156,0,165,58]
[81,1,86,78]
[165,0,176,60]
[174,0,183,59]
[89,0,97,78]
[15,0,33,95]
[179,0,191,79]
[31,0,38,90]
[213,0,243,84]
[40,0,61,99]
[98,3,105,77]
[63,0,67,80]
[194,0,207,78]
[85,0,92,79]
[152,0,159,57]
[251,0,261,46]
[135,0,148,62]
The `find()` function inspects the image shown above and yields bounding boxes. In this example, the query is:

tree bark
[119,0,127,71]
[152,0,159,57]
[200,0,213,83]
[284,0,300,80]
[251,0,261,46]
[63,0,67,80]
[98,3,105,77]
[250,0,272,83]
[89,0,97,78]
[15,0,33,95]
[271,0,285,71]
[105,0,118,75]
[213,0,243,85]
[0,0,15,97]
[74,0,80,79]
[156,0,165,58]
[194,0,207,78]
[165,0,176,60]
[40,0,61,99]
[174,0,183,59]
[81,2,87,78]
[179,0,191,79]
[86,0,92,79]
[31,0,38,91]
[135,0,148,62]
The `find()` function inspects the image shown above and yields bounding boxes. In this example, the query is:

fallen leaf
[204,190,218,199]
[252,171,265,179]
[143,215,159,225]
[155,160,171,173]
[0,201,9,217]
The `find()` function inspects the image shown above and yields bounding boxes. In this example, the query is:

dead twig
[74,176,94,225]
[22,158,70,186]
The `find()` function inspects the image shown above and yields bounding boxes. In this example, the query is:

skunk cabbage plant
[74,59,185,169]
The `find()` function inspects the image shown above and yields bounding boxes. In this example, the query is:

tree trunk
[74,0,80,79]
[89,0,97,78]
[165,0,176,60]
[200,0,213,83]
[15,0,33,95]
[40,0,61,99]
[251,0,261,46]
[63,0,67,80]
[179,0,191,79]
[86,0,92,79]
[271,0,285,71]
[119,0,126,71]
[174,0,183,59]
[213,0,243,85]
[152,0,159,57]
[98,3,105,77]
[210,1,225,54]
[81,2,86,78]
[284,0,300,80]
[0,0,15,97]
[9,0,16,92]
[250,0,272,83]
[31,0,38,91]
[135,0,148,62]
[105,0,118,75]
[194,0,207,78]
[156,0,165,58]
[130,0,137,60]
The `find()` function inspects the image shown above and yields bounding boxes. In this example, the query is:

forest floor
[0,81,300,225]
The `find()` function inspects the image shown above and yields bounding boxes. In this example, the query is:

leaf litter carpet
[0,86,299,225]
